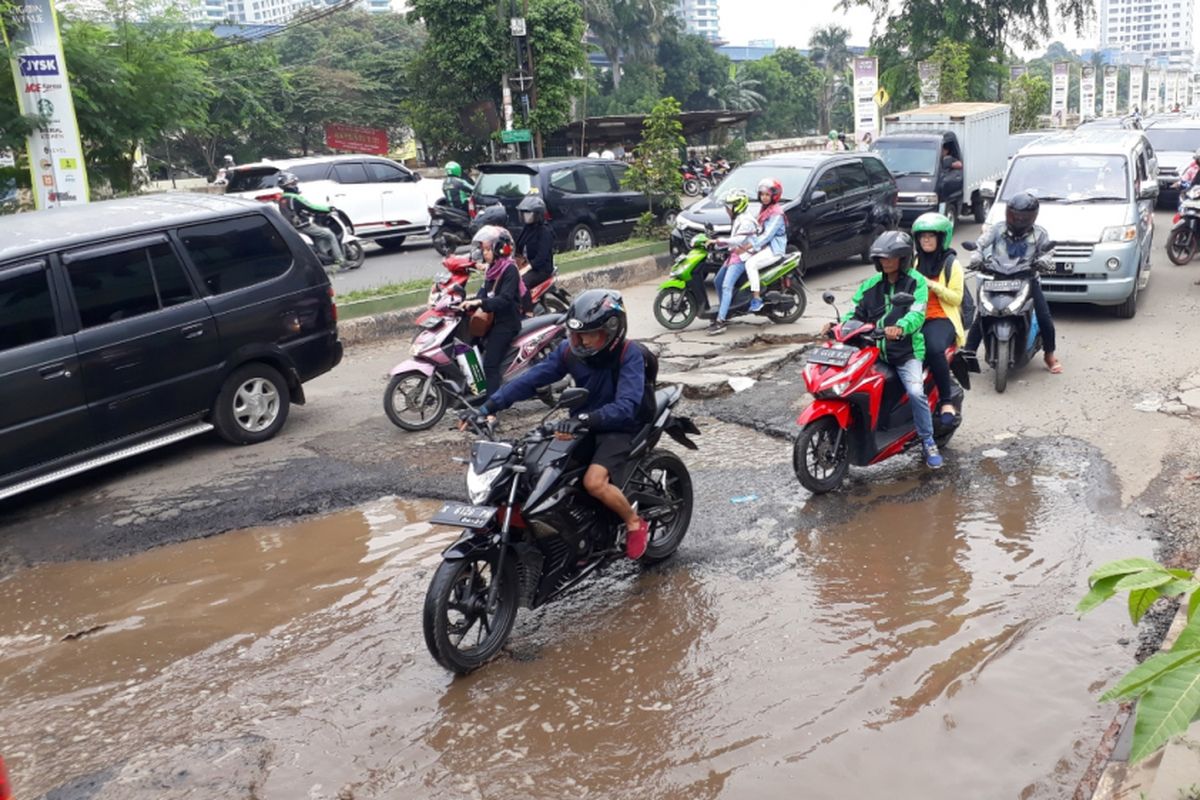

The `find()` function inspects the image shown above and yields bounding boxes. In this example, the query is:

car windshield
[1144,127,1200,153]
[225,168,281,193]
[1000,154,1130,203]
[872,140,938,176]
[708,164,813,202]
[474,171,532,198]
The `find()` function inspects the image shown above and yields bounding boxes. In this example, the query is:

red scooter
[792,291,968,493]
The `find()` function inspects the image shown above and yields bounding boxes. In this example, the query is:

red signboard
[324,123,389,155]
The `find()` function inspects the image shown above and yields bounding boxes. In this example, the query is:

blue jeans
[895,358,934,443]
[714,260,746,321]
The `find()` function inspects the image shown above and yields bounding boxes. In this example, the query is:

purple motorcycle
[384,295,568,431]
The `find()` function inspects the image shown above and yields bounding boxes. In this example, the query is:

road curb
[337,252,672,348]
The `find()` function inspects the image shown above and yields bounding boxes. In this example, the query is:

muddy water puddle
[2,444,1147,799]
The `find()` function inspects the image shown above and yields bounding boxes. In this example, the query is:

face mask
[1006,239,1029,259]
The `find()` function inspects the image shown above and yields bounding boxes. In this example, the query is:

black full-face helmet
[277,172,299,193]
[517,193,547,223]
[868,230,914,272]
[1006,191,1040,238]
[565,289,627,366]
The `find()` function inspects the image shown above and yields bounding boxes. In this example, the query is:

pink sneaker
[626,518,649,560]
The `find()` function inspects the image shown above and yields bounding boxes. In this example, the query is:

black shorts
[577,431,635,475]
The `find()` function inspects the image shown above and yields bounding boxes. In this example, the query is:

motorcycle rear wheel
[540,291,570,314]
[384,371,448,431]
[653,287,697,330]
[1167,228,1197,265]
[683,179,700,196]
[765,283,807,324]
[793,417,850,494]
[634,450,694,565]
[343,240,365,269]
[423,553,519,674]
[432,234,453,257]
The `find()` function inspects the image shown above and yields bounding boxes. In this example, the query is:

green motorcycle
[653,233,807,330]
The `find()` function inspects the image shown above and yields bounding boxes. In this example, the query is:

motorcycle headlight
[1100,225,1137,243]
[1007,284,1030,313]
[980,293,996,313]
[817,380,850,399]
[466,464,503,504]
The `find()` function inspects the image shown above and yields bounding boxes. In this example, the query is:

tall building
[675,0,720,42]
[1098,0,1195,67]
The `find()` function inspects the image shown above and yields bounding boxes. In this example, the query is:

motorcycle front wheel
[1167,227,1197,265]
[793,417,850,494]
[653,287,697,330]
[384,371,448,431]
[683,179,700,196]
[423,552,519,674]
[993,339,1012,394]
[635,450,694,564]
[343,240,365,269]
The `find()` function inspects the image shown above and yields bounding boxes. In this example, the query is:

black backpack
[568,340,658,424]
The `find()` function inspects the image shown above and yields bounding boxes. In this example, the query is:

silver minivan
[985,129,1158,318]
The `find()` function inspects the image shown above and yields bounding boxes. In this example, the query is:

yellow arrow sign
[874,87,891,107]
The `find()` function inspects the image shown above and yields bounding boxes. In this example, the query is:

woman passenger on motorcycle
[911,212,965,426]
[515,193,556,292]
[706,189,758,335]
[738,177,788,313]
[460,226,527,393]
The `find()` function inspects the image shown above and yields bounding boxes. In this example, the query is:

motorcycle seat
[520,313,565,335]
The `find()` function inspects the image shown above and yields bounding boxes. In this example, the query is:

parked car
[0,194,343,501]
[471,158,664,251]
[670,152,899,271]
[224,155,442,251]
[985,128,1157,318]
[1143,117,1200,207]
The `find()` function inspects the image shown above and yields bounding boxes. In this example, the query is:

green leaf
[1190,590,1200,624]
[1077,574,1124,615]
[1087,558,1166,585]
[1129,660,1200,762]
[1100,649,1200,702]
[1077,574,1125,615]
[1112,570,1173,592]
[1159,580,1200,598]
[1129,588,1161,624]
[1176,611,1200,650]
[1168,568,1196,581]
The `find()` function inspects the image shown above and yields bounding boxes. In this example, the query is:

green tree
[1007,72,1051,131]
[623,95,683,217]
[809,24,852,133]
[931,38,971,102]
[527,0,587,138]
[657,29,732,111]
[582,0,675,90]
[706,64,766,111]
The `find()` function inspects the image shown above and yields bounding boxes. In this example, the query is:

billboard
[1147,69,1162,113]
[1102,65,1118,117]
[1051,62,1069,127]
[324,123,389,156]
[1080,65,1097,119]
[852,57,879,148]
[1129,65,1144,114]
[1,0,89,208]
[917,61,939,107]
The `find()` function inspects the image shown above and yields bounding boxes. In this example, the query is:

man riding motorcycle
[964,191,1062,374]
[515,193,556,291]
[442,161,475,211]
[277,172,344,272]
[463,289,652,560]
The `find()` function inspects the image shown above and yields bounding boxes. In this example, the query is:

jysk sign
[2,0,89,208]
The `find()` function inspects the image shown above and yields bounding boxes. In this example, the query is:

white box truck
[873,102,1010,225]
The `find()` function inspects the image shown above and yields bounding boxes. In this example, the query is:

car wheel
[213,362,290,445]
[568,224,596,251]
[376,237,407,252]
[1114,269,1139,319]
[660,209,679,229]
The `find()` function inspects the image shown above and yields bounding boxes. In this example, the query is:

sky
[716,1,1164,59]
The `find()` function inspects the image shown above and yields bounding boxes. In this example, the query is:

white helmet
[587,151,600,158]
[601,149,615,160]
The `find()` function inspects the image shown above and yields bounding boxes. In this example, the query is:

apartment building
[675,0,720,42]
[1099,0,1195,67]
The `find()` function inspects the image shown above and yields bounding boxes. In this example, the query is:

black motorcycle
[297,208,364,270]
[1167,185,1200,265]
[422,386,700,674]
[429,198,472,256]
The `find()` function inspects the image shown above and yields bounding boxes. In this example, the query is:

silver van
[985,129,1158,318]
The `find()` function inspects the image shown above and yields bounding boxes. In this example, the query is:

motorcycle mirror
[557,387,590,410]
[961,241,978,252]
[821,291,837,305]
[891,292,916,306]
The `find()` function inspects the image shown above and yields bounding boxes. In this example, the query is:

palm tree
[809,24,852,133]
[582,0,674,90]
[707,64,766,111]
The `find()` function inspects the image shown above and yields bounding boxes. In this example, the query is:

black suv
[670,152,899,270]
[0,194,342,501]
[472,158,662,251]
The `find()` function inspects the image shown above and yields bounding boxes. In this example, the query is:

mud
[2,438,1151,800]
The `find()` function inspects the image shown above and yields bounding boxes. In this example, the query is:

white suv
[224,155,443,251]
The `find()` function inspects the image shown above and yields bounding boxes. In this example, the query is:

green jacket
[842,268,929,363]
[280,191,331,226]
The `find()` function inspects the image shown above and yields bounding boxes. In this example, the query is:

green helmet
[445,161,462,178]
[722,188,750,217]
[911,212,954,252]
[828,130,839,139]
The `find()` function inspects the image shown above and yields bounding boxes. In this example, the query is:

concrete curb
[337,252,672,348]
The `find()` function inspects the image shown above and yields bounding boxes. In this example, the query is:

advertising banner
[1051,62,1069,127]
[917,60,939,107]
[324,123,389,155]
[852,56,879,149]
[1102,65,1118,116]
[1166,70,1179,109]
[1009,64,1027,83]
[1,0,89,208]
[1080,65,1097,119]
[1129,65,1144,114]
[1147,69,1161,113]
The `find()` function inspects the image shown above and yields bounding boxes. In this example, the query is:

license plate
[983,280,1024,293]
[808,346,854,367]
[429,503,497,529]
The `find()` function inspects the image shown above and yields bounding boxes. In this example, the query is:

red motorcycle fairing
[796,399,851,428]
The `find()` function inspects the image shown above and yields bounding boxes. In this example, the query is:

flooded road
[2,440,1147,799]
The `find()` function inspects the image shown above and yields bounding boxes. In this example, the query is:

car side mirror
[808,190,828,206]
[961,241,978,251]
[891,292,915,307]
[1138,184,1158,200]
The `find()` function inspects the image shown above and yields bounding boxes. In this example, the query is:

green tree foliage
[582,0,675,90]
[1078,558,1200,763]
[623,95,683,216]
[1007,73,1051,131]
[740,51,822,138]
[931,39,971,103]
[809,25,852,134]
[657,29,731,111]
[706,64,765,111]
[526,0,587,138]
